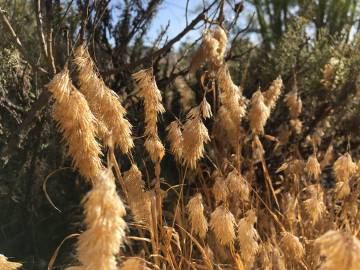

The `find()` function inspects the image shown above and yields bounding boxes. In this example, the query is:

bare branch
[0,8,48,74]
[46,28,56,75]
[34,0,49,59]
[129,0,217,69]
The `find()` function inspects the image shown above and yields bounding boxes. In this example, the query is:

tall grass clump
[44,23,360,270]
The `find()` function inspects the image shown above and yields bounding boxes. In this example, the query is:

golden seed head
[191,26,227,72]
[210,205,236,246]
[166,120,184,162]
[144,135,165,163]
[333,153,357,182]
[77,169,127,270]
[280,232,305,261]
[264,76,283,111]
[249,90,270,135]
[238,210,260,269]
[182,100,211,169]
[335,181,351,199]
[226,169,250,202]
[212,26,227,60]
[187,193,208,239]
[132,68,165,162]
[212,175,229,205]
[119,258,151,270]
[74,45,134,153]
[315,230,360,270]
[124,164,151,225]
[282,193,298,225]
[285,88,302,119]
[0,255,22,270]
[305,154,322,180]
[47,69,103,182]
[217,64,247,143]
[289,118,303,134]
[303,184,326,224]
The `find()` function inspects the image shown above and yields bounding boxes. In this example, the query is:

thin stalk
[172,165,188,228]
[110,150,128,200]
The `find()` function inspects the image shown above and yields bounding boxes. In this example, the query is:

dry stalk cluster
[43,25,360,270]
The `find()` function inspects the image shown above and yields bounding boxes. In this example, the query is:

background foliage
[1,0,360,269]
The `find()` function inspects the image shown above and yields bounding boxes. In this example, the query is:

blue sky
[145,0,205,48]
[145,0,258,47]
[108,0,258,48]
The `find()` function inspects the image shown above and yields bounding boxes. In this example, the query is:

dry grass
[43,27,360,270]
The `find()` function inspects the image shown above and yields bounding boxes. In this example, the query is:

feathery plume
[315,230,360,270]
[264,77,283,111]
[119,258,151,270]
[216,65,247,146]
[76,169,127,270]
[290,118,303,134]
[249,89,270,135]
[191,26,227,72]
[303,184,325,224]
[212,175,229,205]
[305,154,321,180]
[285,88,302,119]
[166,120,183,162]
[335,181,351,199]
[0,255,22,270]
[333,153,357,182]
[47,69,103,182]
[238,210,260,269]
[283,193,298,226]
[260,242,287,270]
[124,164,151,225]
[271,245,287,270]
[132,68,165,162]
[217,65,247,121]
[280,231,305,262]
[186,193,208,239]
[226,169,250,202]
[212,26,227,60]
[182,99,211,169]
[333,153,356,199]
[74,46,133,153]
[144,135,165,164]
[209,205,236,246]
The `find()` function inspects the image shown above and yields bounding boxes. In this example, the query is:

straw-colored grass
[44,27,360,270]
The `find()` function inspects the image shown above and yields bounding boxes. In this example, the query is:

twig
[0,8,48,74]
[46,28,56,75]
[129,0,217,69]
[34,0,48,58]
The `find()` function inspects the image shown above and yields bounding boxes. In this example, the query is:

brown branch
[34,0,49,59]
[128,0,217,69]
[218,0,225,26]
[46,28,56,75]
[80,0,90,43]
